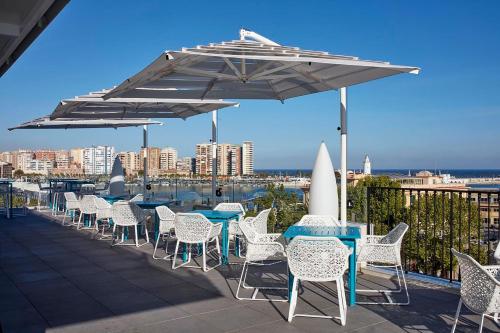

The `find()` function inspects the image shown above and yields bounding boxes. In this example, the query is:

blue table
[100,194,128,204]
[135,200,172,241]
[192,210,241,265]
[283,225,361,306]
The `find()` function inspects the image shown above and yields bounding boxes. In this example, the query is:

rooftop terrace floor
[0,211,498,333]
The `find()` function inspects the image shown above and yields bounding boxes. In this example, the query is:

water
[126,183,304,206]
[256,169,500,178]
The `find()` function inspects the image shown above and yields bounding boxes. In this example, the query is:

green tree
[13,169,24,178]
[406,192,487,277]
[348,175,403,225]
[252,184,307,232]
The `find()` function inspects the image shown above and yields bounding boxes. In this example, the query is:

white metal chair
[94,197,113,239]
[172,213,222,272]
[77,195,97,230]
[236,211,288,301]
[494,242,500,264]
[111,201,150,247]
[129,194,143,202]
[242,208,271,234]
[295,214,341,227]
[451,249,500,333]
[287,236,350,326]
[62,192,80,226]
[153,205,176,259]
[214,202,245,256]
[356,222,410,305]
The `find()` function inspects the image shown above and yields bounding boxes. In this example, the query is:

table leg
[235,236,240,257]
[222,220,229,264]
[348,240,357,306]
[154,212,159,243]
[288,271,294,302]
[182,243,188,262]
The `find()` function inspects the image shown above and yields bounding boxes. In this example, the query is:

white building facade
[242,141,254,175]
[83,146,115,175]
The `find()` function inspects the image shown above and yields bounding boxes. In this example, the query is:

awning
[50,90,238,120]
[8,116,162,130]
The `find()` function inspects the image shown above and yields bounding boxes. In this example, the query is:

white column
[143,125,148,197]
[211,110,218,207]
[340,87,347,226]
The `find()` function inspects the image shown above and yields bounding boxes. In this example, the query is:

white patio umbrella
[9,116,163,196]
[102,29,420,224]
[47,91,238,203]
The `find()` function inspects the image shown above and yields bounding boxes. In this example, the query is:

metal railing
[366,186,500,282]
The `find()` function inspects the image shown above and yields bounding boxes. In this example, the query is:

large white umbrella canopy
[9,115,163,197]
[47,91,238,203]
[8,116,162,130]
[103,29,419,101]
[50,90,238,119]
[102,29,420,219]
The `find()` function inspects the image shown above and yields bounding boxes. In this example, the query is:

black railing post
[367,187,371,234]
[487,192,491,264]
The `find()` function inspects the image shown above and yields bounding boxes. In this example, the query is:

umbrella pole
[211,110,218,207]
[340,87,347,226]
[143,125,148,198]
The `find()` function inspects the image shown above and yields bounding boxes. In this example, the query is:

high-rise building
[363,155,371,175]
[55,150,70,169]
[117,151,140,176]
[0,162,13,178]
[83,146,115,175]
[242,141,254,175]
[27,159,53,175]
[160,147,178,171]
[34,150,56,162]
[140,147,161,176]
[70,148,83,168]
[16,150,34,172]
[176,157,195,176]
[217,144,242,176]
[195,143,212,175]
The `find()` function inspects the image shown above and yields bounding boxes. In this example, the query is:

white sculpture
[308,142,339,221]
[109,157,125,196]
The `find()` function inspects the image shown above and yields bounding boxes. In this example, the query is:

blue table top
[101,194,128,200]
[135,200,171,208]
[193,210,240,221]
[283,226,361,240]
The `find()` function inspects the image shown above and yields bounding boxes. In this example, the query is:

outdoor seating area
[1,208,499,333]
[1,192,499,333]
[1,5,499,332]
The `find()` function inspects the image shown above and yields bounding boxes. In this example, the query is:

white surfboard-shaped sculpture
[308,142,339,220]
[109,156,125,196]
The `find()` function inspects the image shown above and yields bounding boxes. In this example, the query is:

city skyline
[1,1,499,169]
[0,140,255,176]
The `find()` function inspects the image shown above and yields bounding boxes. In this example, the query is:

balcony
[1,210,498,333]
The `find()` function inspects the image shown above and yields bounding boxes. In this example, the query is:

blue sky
[1,0,499,169]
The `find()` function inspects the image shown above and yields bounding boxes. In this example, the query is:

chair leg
[77,213,83,229]
[62,208,68,224]
[153,234,161,259]
[134,225,139,247]
[202,242,207,272]
[451,299,462,333]
[288,277,299,322]
[479,314,485,333]
[236,261,248,300]
[356,264,410,305]
[336,277,346,326]
[171,241,180,269]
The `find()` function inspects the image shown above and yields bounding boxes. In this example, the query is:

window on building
[482,218,489,224]
[480,208,488,212]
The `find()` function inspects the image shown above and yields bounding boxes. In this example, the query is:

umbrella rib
[175,66,238,80]
[201,63,228,100]
[223,58,243,80]
[248,62,302,80]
